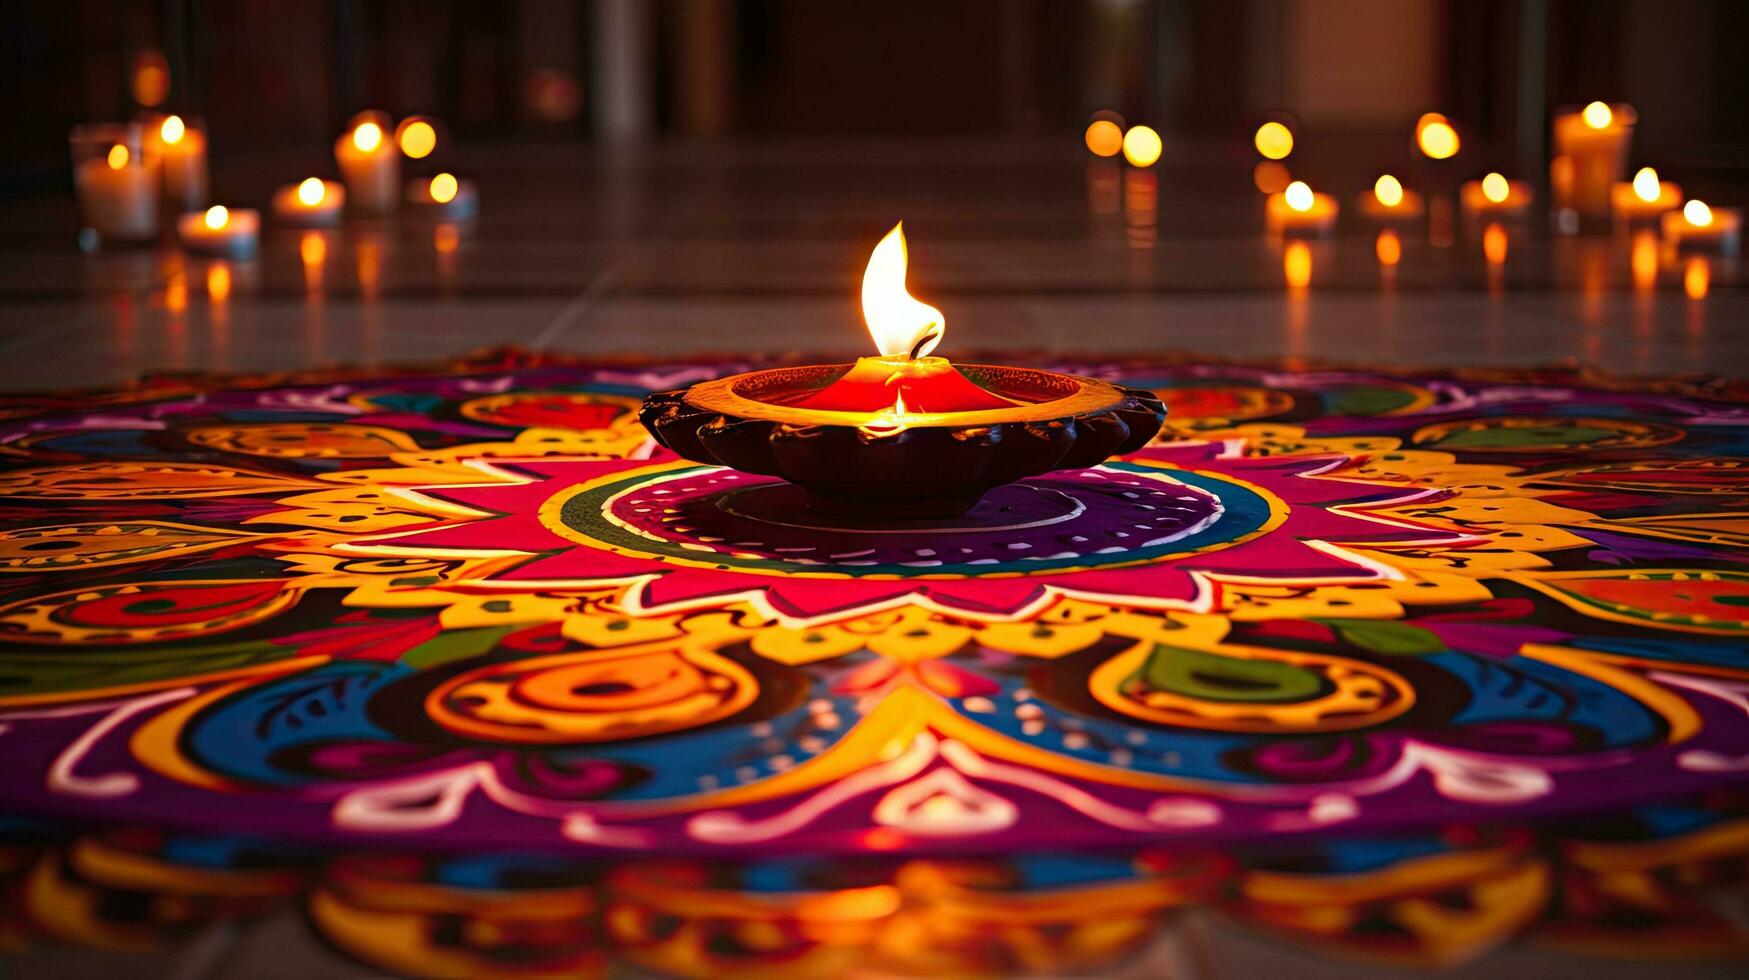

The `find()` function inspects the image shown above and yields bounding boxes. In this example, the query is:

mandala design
[0,351,1745,892]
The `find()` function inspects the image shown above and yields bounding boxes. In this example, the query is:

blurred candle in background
[1253,121,1293,161]
[1267,181,1337,236]
[1084,115,1124,158]
[406,172,479,220]
[1552,102,1635,226]
[1611,166,1683,223]
[335,114,400,215]
[177,205,259,257]
[1662,199,1741,254]
[70,125,158,246]
[273,177,345,227]
[144,114,208,214]
[1358,174,1424,222]
[1414,113,1460,160]
[1460,172,1534,220]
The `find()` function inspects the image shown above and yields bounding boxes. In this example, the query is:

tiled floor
[1,138,1742,390]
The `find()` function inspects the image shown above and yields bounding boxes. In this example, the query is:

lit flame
[399,119,437,159]
[1084,119,1123,157]
[1582,101,1613,129]
[1122,126,1162,168]
[1416,113,1459,160]
[1632,167,1660,203]
[1684,200,1713,227]
[203,205,228,230]
[353,122,383,152]
[106,144,129,170]
[1481,173,1509,204]
[1254,122,1293,160]
[1374,174,1403,208]
[1284,181,1313,212]
[429,173,459,204]
[861,223,943,359]
[297,177,326,206]
[160,115,185,145]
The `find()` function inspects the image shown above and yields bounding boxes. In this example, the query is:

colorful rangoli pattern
[1,351,1747,971]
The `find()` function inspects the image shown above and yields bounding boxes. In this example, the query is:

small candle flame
[1632,167,1660,204]
[1481,173,1509,204]
[399,119,436,159]
[1582,101,1613,130]
[861,222,944,359]
[1374,174,1403,207]
[429,173,459,204]
[1122,125,1162,168]
[106,144,129,170]
[1254,122,1293,160]
[1684,199,1713,228]
[203,205,228,230]
[160,115,185,145]
[297,177,326,206]
[353,122,383,152]
[1415,113,1459,160]
[1284,181,1314,212]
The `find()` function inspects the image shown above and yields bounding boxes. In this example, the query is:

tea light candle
[1611,167,1682,222]
[1266,181,1338,236]
[145,114,208,213]
[1552,101,1635,221]
[73,140,158,244]
[1460,172,1534,219]
[1356,174,1425,222]
[177,205,259,258]
[272,177,345,227]
[1662,200,1741,255]
[405,172,478,220]
[334,116,399,215]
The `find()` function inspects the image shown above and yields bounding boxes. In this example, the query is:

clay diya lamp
[642,223,1165,518]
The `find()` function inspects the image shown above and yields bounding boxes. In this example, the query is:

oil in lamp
[641,223,1165,518]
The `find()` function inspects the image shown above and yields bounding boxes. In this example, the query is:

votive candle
[1611,167,1682,223]
[1460,173,1534,220]
[335,114,399,215]
[1266,181,1338,236]
[71,125,158,245]
[1662,200,1741,255]
[143,114,208,214]
[272,177,345,227]
[405,172,478,220]
[1552,102,1635,222]
[177,205,260,258]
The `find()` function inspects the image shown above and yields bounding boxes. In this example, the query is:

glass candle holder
[69,123,160,248]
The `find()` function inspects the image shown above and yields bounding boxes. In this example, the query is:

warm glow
[399,120,437,159]
[430,173,459,204]
[352,121,383,152]
[160,115,186,145]
[1284,181,1314,212]
[1582,101,1613,129]
[106,144,129,170]
[1483,222,1508,265]
[300,230,326,269]
[1121,126,1162,167]
[1284,240,1312,289]
[132,52,169,106]
[203,205,229,230]
[1684,199,1713,227]
[1685,257,1709,300]
[1084,119,1123,157]
[1632,167,1660,203]
[1253,161,1291,195]
[1254,122,1293,160]
[1416,114,1459,160]
[1374,174,1403,207]
[206,263,231,302]
[1631,230,1658,291]
[1481,172,1510,204]
[297,177,326,206]
[1375,229,1401,267]
[861,223,944,359]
